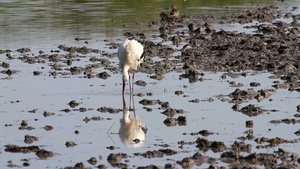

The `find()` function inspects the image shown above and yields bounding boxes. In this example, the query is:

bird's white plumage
[119,107,146,147]
[118,39,144,91]
[118,39,144,72]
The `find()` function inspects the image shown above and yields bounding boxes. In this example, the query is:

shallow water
[1,67,299,168]
[1,0,300,168]
[1,0,298,51]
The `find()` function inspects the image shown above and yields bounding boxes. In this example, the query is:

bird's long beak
[122,81,125,95]
[122,94,126,108]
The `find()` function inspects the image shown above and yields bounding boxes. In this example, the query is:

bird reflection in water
[119,95,147,147]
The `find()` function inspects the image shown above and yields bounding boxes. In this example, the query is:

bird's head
[122,71,129,84]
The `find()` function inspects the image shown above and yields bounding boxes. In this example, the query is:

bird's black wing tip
[139,51,146,61]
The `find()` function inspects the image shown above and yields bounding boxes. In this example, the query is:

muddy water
[0,0,288,51]
[1,0,300,169]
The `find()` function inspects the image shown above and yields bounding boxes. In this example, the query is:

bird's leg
[133,92,136,118]
[129,95,132,111]
[122,82,125,95]
[130,71,135,105]
[128,70,131,95]
[122,94,126,108]
[132,71,135,94]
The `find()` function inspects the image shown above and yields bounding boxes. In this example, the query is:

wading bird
[118,39,144,95]
[119,95,147,147]
[170,5,179,17]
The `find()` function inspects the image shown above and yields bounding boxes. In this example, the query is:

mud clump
[139,99,159,105]
[64,162,91,169]
[134,149,177,159]
[96,71,111,79]
[24,135,39,144]
[134,150,163,159]
[177,116,187,126]
[44,125,53,131]
[228,89,259,104]
[163,117,177,126]
[65,141,77,148]
[69,66,84,75]
[189,99,200,103]
[33,71,42,76]
[58,45,100,54]
[196,137,227,153]
[107,153,127,164]
[1,62,10,68]
[245,120,254,128]
[135,80,147,86]
[241,153,278,168]
[68,100,80,108]
[179,69,200,83]
[5,145,40,153]
[158,148,178,156]
[43,111,55,117]
[36,149,54,159]
[161,108,184,117]
[163,116,187,126]
[198,130,214,136]
[87,157,98,165]
[177,157,194,169]
[192,151,216,166]
[83,116,104,123]
[97,107,121,114]
[250,82,261,87]
[137,164,163,169]
[17,48,31,53]
[255,137,293,147]
[175,90,184,95]
[239,104,264,116]
[269,118,300,124]
[18,120,35,130]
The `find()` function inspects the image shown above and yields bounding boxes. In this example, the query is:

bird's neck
[122,65,130,83]
[123,109,131,122]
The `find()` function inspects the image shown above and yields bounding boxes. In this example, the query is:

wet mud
[1,4,300,169]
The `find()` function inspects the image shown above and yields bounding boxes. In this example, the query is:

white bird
[118,39,144,95]
[119,95,147,147]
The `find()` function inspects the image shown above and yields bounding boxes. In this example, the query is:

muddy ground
[1,5,300,169]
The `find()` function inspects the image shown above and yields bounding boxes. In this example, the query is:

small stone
[189,99,200,103]
[250,82,260,87]
[24,135,39,144]
[23,162,30,167]
[246,120,253,128]
[68,100,79,108]
[175,90,184,95]
[177,116,187,126]
[65,141,77,147]
[88,157,98,165]
[33,71,42,76]
[44,125,53,131]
